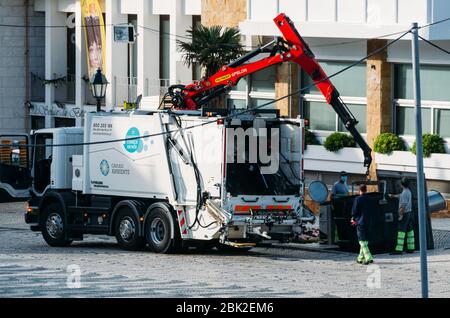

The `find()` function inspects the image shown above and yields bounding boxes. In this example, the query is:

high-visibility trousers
[395,212,415,252]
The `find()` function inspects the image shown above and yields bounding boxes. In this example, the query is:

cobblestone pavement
[1,202,450,298]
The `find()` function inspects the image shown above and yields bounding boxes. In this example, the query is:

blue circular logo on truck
[100,160,109,176]
[123,127,143,153]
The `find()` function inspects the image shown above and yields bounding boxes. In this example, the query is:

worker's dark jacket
[351,193,375,228]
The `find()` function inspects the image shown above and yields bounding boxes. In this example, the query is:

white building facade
[1,0,450,194]
[233,0,450,192]
[24,0,201,130]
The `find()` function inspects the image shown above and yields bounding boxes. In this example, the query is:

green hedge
[324,132,355,152]
[305,129,320,148]
[411,134,446,157]
[373,133,406,154]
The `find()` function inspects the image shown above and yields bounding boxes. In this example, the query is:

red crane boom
[168,13,372,174]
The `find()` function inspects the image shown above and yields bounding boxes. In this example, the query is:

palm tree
[178,24,244,78]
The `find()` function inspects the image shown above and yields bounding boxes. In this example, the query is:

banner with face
[81,0,106,78]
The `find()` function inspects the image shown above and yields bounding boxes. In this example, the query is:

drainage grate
[433,230,450,249]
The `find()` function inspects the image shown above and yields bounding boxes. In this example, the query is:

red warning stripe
[266,205,292,210]
[178,209,188,236]
[234,205,261,213]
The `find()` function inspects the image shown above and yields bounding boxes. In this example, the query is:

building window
[396,107,431,135]
[160,15,170,81]
[395,64,450,101]
[302,61,366,97]
[66,13,76,103]
[301,61,367,132]
[227,65,276,110]
[394,64,450,138]
[192,15,202,80]
[31,116,45,130]
[435,109,450,138]
[250,65,276,93]
[304,101,336,131]
[128,15,138,79]
[55,117,76,128]
[337,104,367,133]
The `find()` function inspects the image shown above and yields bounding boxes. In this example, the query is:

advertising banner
[81,0,106,78]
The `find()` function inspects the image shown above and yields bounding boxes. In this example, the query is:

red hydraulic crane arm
[169,13,372,173]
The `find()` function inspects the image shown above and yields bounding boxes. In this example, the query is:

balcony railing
[114,76,138,107]
[146,78,170,98]
[55,73,75,104]
[29,73,104,106]
[244,0,450,39]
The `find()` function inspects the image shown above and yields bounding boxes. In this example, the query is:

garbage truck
[1,13,377,253]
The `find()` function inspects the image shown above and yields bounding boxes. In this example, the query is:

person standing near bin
[351,184,374,265]
[331,171,349,199]
[390,177,415,254]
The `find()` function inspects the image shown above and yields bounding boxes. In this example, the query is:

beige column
[366,39,392,179]
[274,63,300,118]
[274,64,289,117]
[201,0,247,108]
[201,0,247,27]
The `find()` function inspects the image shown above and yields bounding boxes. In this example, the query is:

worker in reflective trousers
[351,184,374,265]
[390,177,415,254]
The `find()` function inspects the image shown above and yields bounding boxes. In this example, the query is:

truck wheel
[145,206,180,253]
[41,203,72,247]
[114,207,146,251]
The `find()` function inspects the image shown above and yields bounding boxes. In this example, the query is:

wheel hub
[119,217,136,242]
[150,217,166,244]
[46,213,63,239]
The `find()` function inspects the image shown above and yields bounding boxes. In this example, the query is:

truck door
[0,134,31,202]
[31,133,53,194]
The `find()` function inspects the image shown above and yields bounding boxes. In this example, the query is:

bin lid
[308,181,329,204]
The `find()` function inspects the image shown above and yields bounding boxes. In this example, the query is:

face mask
[341,176,348,183]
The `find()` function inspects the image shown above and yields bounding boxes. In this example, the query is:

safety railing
[114,76,138,107]
[146,78,170,98]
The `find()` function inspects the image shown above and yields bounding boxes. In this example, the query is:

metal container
[427,190,447,213]
[308,181,329,204]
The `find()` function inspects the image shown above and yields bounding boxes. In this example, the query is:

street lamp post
[90,68,109,112]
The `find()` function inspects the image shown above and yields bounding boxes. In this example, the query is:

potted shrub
[411,134,446,157]
[305,129,320,149]
[323,132,355,152]
[375,133,450,181]
[304,132,365,174]
[373,133,405,154]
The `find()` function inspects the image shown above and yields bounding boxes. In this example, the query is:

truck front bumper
[24,208,40,231]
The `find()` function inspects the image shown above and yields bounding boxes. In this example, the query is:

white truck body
[69,110,307,243]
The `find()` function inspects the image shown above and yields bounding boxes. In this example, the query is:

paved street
[1,202,450,298]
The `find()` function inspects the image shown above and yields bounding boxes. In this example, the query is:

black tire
[41,203,72,247]
[145,206,181,253]
[114,207,146,251]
